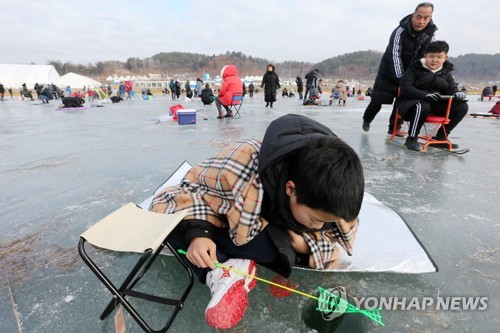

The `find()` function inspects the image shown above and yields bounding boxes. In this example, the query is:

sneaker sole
[205,261,257,329]
[245,260,257,291]
[206,279,248,329]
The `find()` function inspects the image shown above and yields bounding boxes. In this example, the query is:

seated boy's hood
[258,114,337,227]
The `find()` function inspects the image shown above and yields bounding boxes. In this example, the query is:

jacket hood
[259,114,335,172]
[258,114,337,231]
[221,64,238,79]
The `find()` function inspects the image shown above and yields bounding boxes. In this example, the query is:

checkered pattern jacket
[150,139,358,269]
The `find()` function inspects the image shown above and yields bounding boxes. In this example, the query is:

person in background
[174,80,181,99]
[39,85,55,103]
[195,78,204,98]
[185,81,193,98]
[296,76,304,100]
[362,2,437,133]
[248,82,255,98]
[34,83,41,99]
[59,96,85,108]
[261,64,280,108]
[334,80,347,106]
[303,69,319,102]
[201,83,215,105]
[480,86,494,101]
[0,83,5,101]
[215,64,243,118]
[282,87,289,97]
[119,82,125,98]
[169,79,176,100]
[21,83,34,101]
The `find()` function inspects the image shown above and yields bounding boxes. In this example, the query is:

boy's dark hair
[425,40,449,54]
[289,136,364,221]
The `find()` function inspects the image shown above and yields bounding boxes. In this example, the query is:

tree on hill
[48,51,500,83]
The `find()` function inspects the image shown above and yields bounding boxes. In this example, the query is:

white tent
[0,64,60,88]
[53,72,102,89]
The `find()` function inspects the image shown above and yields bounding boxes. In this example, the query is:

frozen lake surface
[0,94,498,332]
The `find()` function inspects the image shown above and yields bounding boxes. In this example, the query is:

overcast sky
[1,0,497,65]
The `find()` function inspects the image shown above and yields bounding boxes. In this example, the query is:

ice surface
[1,94,498,332]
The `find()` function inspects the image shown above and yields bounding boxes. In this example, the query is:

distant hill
[47,51,500,83]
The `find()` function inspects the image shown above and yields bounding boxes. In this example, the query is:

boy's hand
[187,237,218,269]
[425,93,440,102]
[288,230,310,254]
[453,91,466,100]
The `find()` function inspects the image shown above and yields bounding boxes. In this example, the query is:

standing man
[248,82,255,98]
[295,76,303,100]
[303,68,319,103]
[362,3,437,134]
[0,83,5,101]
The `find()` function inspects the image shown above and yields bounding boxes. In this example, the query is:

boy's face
[424,51,448,70]
[286,181,341,230]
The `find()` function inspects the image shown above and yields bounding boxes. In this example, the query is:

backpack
[333,90,340,99]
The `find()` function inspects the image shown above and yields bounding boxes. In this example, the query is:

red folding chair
[419,96,454,151]
[389,90,455,151]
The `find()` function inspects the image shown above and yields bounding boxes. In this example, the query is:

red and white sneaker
[205,258,257,329]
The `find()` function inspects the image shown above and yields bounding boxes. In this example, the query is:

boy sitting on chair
[150,114,364,329]
[397,40,468,151]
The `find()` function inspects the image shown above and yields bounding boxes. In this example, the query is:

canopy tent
[53,72,102,89]
[0,64,60,89]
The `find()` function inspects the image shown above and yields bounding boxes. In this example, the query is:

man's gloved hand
[453,91,467,100]
[425,93,441,102]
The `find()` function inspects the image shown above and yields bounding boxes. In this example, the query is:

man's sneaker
[362,120,370,132]
[404,137,420,151]
[205,259,257,329]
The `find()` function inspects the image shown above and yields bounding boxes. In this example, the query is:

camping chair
[78,203,193,332]
[419,96,454,151]
[228,93,244,118]
[389,91,455,151]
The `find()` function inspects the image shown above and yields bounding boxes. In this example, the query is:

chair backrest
[443,96,454,120]
[231,93,244,105]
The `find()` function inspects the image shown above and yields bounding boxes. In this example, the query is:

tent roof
[53,72,102,89]
[0,64,60,88]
